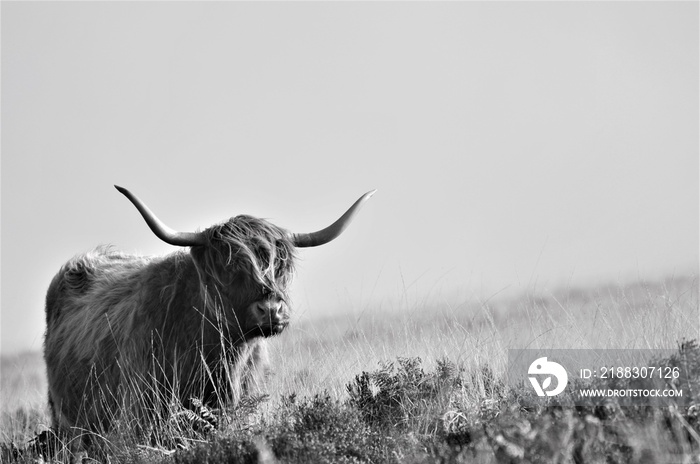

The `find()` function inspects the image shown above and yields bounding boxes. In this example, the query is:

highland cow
[44,185,375,436]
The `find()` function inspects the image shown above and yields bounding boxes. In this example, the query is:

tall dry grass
[0,274,697,461]
[265,275,698,402]
[1,351,48,444]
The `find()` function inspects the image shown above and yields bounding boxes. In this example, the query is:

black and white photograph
[1,2,698,462]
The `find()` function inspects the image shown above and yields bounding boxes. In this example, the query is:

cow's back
[46,246,152,323]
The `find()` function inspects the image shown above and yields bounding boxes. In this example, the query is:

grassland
[1,275,698,462]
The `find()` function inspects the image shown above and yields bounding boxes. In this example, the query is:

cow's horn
[115,185,206,247]
[291,190,377,248]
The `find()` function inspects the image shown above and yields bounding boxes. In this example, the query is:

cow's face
[193,215,296,340]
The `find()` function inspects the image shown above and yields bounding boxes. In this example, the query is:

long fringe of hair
[193,215,297,302]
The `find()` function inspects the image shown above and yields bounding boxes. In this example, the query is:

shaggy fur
[44,215,296,435]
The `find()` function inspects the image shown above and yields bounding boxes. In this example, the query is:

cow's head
[115,185,375,340]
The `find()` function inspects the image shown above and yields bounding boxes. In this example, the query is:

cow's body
[45,222,287,434]
[44,187,374,436]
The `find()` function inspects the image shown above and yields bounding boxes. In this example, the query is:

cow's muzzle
[250,299,289,337]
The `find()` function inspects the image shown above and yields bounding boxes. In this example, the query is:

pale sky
[2,2,698,354]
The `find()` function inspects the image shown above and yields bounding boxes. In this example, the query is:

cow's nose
[258,300,284,321]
